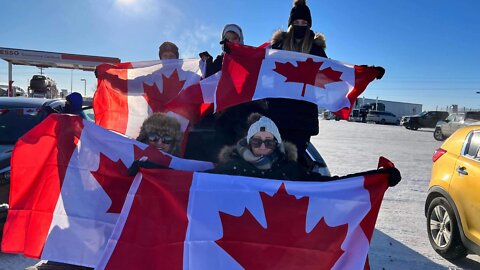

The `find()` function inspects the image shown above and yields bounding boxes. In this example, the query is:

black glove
[385,167,401,187]
[374,66,385,80]
[128,160,170,176]
[199,51,213,60]
[219,38,231,54]
[127,160,141,176]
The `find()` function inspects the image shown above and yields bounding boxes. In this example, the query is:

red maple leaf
[274,58,343,96]
[133,144,173,167]
[143,69,186,112]
[91,153,135,214]
[216,183,348,270]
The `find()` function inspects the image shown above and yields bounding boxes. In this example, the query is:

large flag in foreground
[94,59,206,138]
[1,114,213,267]
[97,168,389,269]
[216,43,381,119]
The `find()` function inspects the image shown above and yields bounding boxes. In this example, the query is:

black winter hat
[288,0,312,27]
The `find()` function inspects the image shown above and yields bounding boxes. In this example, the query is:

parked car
[401,111,449,130]
[365,111,399,125]
[434,112,480,141]
[0,97,81,241]
[29,75,59,99]
[0,84,27,97]
[425,125,480,260]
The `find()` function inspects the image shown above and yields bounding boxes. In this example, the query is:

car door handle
[456,166,468,176]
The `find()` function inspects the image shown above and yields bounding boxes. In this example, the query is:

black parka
[207,141,309,181]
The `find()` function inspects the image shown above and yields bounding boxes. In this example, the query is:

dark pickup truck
[400,111,449,130]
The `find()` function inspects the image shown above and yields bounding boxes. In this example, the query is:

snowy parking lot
[1,119,480,270]
[313,120,480,270]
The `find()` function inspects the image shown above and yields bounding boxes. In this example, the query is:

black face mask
[293,25,308,39]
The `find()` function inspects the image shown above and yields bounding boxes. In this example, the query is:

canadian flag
[215,43,381,119]
[94,59,206,138]
[97,168,390,269]
[1,114,213,267]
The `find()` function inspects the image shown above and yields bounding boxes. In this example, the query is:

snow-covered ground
[1,119,479,269]
[313,119,480,270]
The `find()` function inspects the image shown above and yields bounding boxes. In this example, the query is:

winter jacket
[266,29,327,136]
[207,140,310,180]
[271,30,327,58]
[263,30,328,163]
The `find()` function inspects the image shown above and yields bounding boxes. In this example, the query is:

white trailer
[353,98,422,119]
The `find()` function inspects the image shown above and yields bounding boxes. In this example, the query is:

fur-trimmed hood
[136,113,183,156]
[271,29,326,50]
[217,140,298,164]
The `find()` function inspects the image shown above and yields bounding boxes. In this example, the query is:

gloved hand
[127,160,141,176]
[385,167,401,187]
[360,65,385,80]
[220,38,231,54]
[374,66,385,80]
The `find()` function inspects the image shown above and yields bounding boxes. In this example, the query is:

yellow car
[425,125,480,259]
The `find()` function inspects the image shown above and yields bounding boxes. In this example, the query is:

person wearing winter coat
[136,113,183,156]
[208,115,309,180]
[186,24,267,163]
[200,23,244,78]
[263,0,327,169]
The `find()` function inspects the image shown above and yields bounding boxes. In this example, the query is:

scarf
[236,138,279,170]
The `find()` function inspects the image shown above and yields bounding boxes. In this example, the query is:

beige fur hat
[136,113,183,155]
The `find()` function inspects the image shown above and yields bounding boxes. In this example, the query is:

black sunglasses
[250,137,277,149]
[147,133,174,144]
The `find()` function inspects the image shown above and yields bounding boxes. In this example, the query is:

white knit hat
[222,24,244,44]
[247,116,282,143]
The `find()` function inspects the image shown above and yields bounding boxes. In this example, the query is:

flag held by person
[94,59,205,138]
[1,114,213,267]
[215,43,382,119]
[97,167,390,269]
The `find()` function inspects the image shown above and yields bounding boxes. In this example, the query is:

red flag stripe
[94,63,132,134]
[334,65,380,119]
[1,114,84,257]
[215,44,266,112]
[103,169,193,270]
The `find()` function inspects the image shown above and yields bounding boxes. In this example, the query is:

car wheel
[411,124,419,130]
[434,128,445,141]
[380,119,386,125]
[426,197,467,260]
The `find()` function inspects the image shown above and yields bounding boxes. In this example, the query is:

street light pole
[80,78,86,97]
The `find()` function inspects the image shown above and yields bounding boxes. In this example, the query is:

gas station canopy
[0,47,120,71]
[0,47,121,96]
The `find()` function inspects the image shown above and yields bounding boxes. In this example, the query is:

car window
[463,131,480,158]
[445,114,456,122]
[455,114,465,122]
[465,112,480,121]
[0,107,46,144]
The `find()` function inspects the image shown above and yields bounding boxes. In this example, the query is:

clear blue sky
[1,0,479,111]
